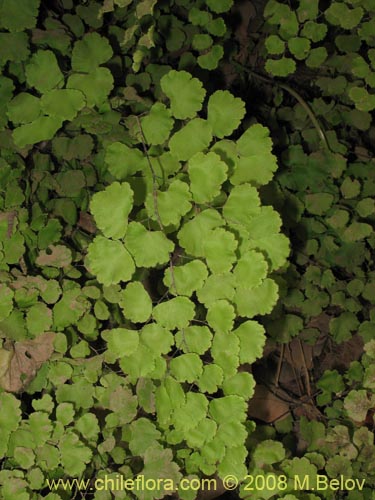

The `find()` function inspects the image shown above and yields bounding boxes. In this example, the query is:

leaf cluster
[0,1,289,497]
[263,0,375,121]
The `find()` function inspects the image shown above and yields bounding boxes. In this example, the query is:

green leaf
[145,179,192,226]
[3,231,25,266]
[348,86,375,112]
[141,323,174,355]
[223,184,261,229]
[173,392,208,431]
[189,8,211,27]
[164,260,208,296]
[102,328,139,362]
[363,365,375,390]
[217,421,247,447]
[175,326,212,355]
[153,297,195,329]
[197,45,224,70]
[245,207,290,270]
[288,37,311,60]
[0,32,29,64]
[119,344,157,380]
[141,103,174,145]
[86,236,135,286]
[265,57,296,77]
[325,3,363,30]
[211,332,240,378]
[12,116,62,148]
[37,219,62,250]
[25,50,63,92]
[60,431,92,476]
[329,312,359,343]
[297,0,319,22]
[206,0,233,13]
[236,123,271,156]
[14,446,35,469]
[340,178,361,199]
[344,390,375,422]
[136,0,158,18]
[52,289,88,331]
[188,152,228,203]
[71,32,113,72]
[56,402,75,426]
[234,250,268,288]
[207,300,235,334]
[268,314,304,343]
[222,372,255,399]
[232,150,278,186]
[140,447,182,499]
[234,279,279,317]
[207,91,245,138]
[40,89,86,121]
[178,209,223,257]
[345,109,372,132]
[76,413,100,441]
[209,396,247,423]
[7,93,41,124]
[26,302,52,336]
[305,47,328,67]
[169,118,213,161]
[265,35,285,55]
[129,418,161,455]
[94,300,110,320]
[169,353,203,383]
[148,153,181,186]
[355,198,375,217]
[192,34,213,51]
[301,21,327,43]
[0,392,21,433]
[198,364,224,393]
[56,170,85,198]
[253,440,285,466]
[305,193,334,215]
[185,418,217,448]
[104,142,148,181]
[119,282,152,323]
[90,182,133,239]
[342,222,373,242]
[125,222,174,268]
[207,18,226,36]
[197,273,236,306]
[67,67,114,107]
[165,27,185,52]
[0,0,39,32]
[32,394,54,413]
[317,370,345,396]
[161,70,206,120]
[351,55,370,78]
[200,436,226,466]
[233,320,266,364]
[28,411,53,448]
[326,209,350,229]
[203,228,238,273]
[0,284,14,321]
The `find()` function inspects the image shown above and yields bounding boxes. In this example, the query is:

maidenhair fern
[0,0,289,496]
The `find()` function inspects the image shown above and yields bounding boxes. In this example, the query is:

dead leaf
[248,384,291,423]
[0,332,55,393]
[318,334,364,375]
[78,211,97,234]
[0,209,18,238]
[285,338,313,371]
[36,245,72,268]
